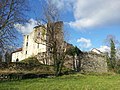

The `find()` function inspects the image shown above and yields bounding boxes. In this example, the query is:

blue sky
[15,0,120,52]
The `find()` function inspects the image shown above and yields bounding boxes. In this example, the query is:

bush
[20,57,41,66]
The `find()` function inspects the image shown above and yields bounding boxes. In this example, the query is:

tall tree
[0,0,29,50]
[110,39,116,69]
[105,35,117,69]
[37,0,66,76]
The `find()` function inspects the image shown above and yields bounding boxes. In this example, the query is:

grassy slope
[0,74,120,90]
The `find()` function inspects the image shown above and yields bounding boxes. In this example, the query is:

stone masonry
[81,52,108,73]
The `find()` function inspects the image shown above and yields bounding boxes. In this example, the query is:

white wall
[12,26,47,62]
[12,51,23,62]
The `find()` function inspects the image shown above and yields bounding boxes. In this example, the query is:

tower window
[27,35,29,39]
[26,42,28,46]
[26,51,27,54]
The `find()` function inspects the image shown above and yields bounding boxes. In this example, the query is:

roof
[12,48,22,53]
[34,25,44,28]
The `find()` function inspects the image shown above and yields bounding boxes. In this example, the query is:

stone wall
[0,62,54,75]
[64,55,73,70]
[64,52,108,73]
[81,52,108,73]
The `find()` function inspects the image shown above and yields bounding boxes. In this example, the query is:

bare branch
[0,0,29,50]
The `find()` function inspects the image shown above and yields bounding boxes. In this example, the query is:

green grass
[0,74,120,90]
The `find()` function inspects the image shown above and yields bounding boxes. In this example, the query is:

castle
[12,21,108,73]
[12,21,64,65]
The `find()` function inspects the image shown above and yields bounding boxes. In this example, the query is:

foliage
[74,46,82,55]
[20,57,41,66]
[66,46,82,58]
[0,74,120,90]
[105,35,117,71]
[66,46,76,56]
[110,39,116,69]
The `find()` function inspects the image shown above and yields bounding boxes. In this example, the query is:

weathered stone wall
[81,52,108,73]
[64,55,73,70]
[0,62,54,75]
[64,52,108,73]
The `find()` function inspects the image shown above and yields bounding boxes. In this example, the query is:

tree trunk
[73,56,75,71]
[77,54,81,72]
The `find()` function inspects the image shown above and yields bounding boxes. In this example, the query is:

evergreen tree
[110,39,116,69]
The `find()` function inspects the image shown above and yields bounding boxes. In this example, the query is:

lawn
[0,74,120,90]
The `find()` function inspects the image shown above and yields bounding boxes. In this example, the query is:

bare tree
[37,0,67,76]
[0,0,29,50]
[104,35,119,47]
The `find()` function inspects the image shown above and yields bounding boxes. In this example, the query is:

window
[27,35,29,39]
[26,42,28,46]
[26,51,27,54]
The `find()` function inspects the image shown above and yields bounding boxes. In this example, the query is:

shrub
[20,57,41,66]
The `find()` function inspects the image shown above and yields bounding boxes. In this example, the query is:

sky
[15,0,120,52]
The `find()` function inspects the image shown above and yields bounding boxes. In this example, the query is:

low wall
[0,62,54,81]
[0,62,54,75]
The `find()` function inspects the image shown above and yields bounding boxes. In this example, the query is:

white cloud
[97,46,110,53]
[14,18,38,35]
[69,19,95,29]
[77,37,92,49]
[45,0,120,29]
[50,0,74,11]
[50,0,64,10]
[69,0,120,29]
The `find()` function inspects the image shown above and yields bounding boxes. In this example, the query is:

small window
[26,42,28,46]
[26,51,27,54]
[27,35,29,39]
